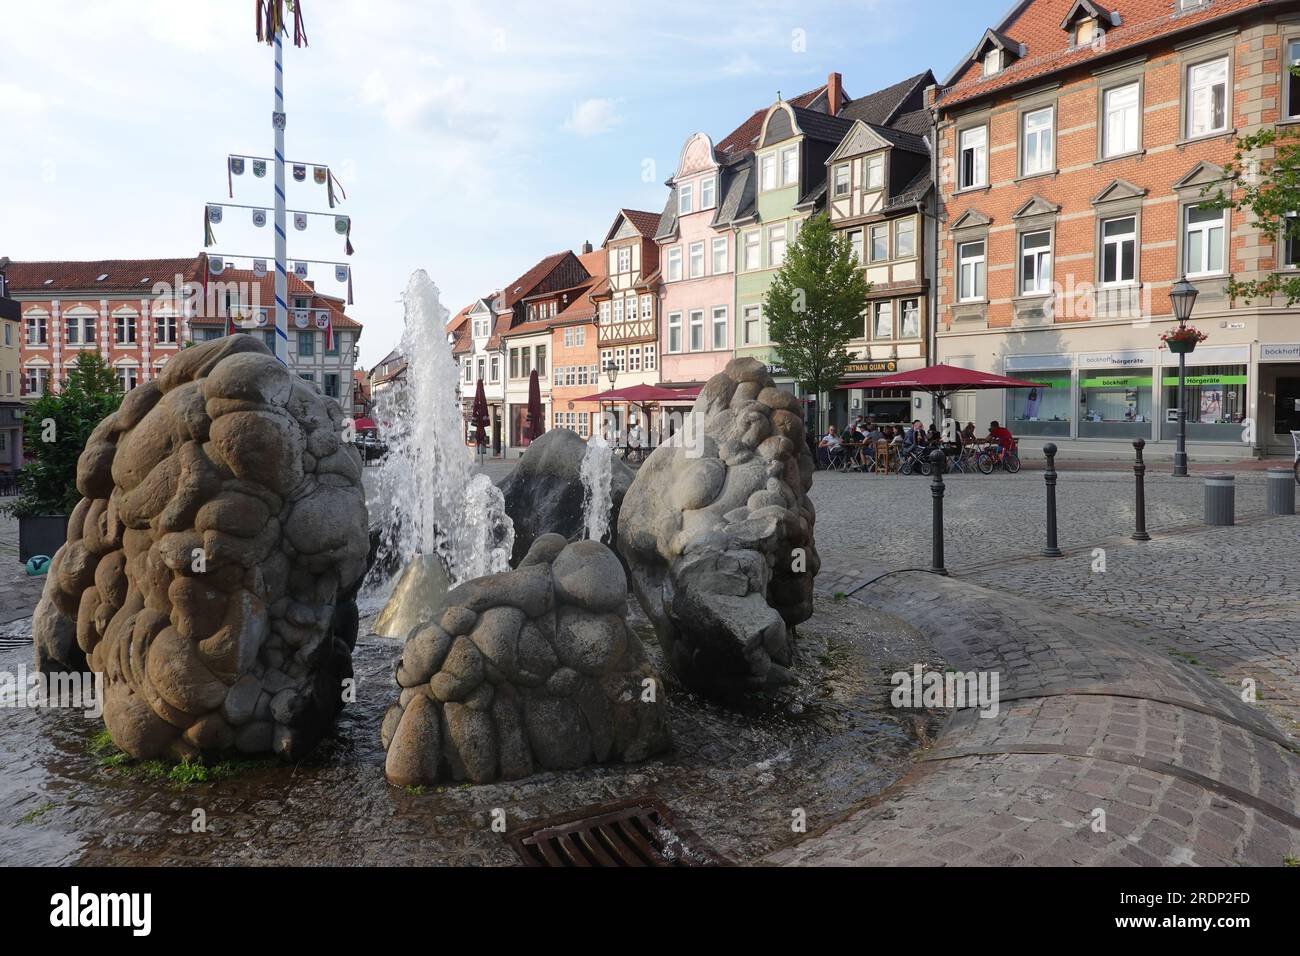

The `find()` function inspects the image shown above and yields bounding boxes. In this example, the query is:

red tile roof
[578,247,606,278]
[4,256,205,294]
[938,0,1266,109]
[715,84,830,156]
[499,250,572,308]
[620,209,662,238]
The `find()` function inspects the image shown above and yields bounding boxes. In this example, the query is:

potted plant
[1160,324,1209,354]
[5,353,122,562]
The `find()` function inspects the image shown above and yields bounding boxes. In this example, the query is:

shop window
[1007,372,1071,437]
[1160,363,1248,442]
[1079,367,1153,439]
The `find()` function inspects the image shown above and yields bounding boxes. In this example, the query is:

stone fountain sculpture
[617,358,819,701]
[381,534,669,786]
[32,336,369,760]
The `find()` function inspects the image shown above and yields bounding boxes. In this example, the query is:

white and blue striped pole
[272,29,289,365]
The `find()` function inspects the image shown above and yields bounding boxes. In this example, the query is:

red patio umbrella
[525,369,544,442]
[470,378,489,448]
[836,363,1048,402]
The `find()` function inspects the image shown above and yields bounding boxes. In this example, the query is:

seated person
[985,420,1016,460]
[961,421,977,444]
[818,425,841,466]
[926,424,941,446]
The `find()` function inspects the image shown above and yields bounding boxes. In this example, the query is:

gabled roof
[884,170,934,213]
[602,209,661,246]
[1060,0,1120,30]
[788,105,856,146]
[715,83,833,157]
[976,27,1027,58]
[938,0,1262,110]
[4,256,206,294]
[839,70,935,128]
[498,250,573,309]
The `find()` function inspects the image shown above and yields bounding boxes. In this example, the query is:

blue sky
[0,0,995,367]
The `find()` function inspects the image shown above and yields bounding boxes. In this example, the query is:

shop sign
[1081,375,1152,388]
[1260,343,1300,363]
[1079,350,1151,368]
[844,360,897,375]
[1159,374,1248,387]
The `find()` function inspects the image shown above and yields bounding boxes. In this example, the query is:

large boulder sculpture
[497,428,634,566]
[32,336,369,761]
[381,534,669,786]
[617,358,819,701]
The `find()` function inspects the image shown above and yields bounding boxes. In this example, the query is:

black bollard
[1043,442,1062,557]
[1132,438,1150,541]
[929,448,948,575]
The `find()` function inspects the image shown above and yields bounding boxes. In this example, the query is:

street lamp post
[604,360,618,444]
[1168,276,1200,478]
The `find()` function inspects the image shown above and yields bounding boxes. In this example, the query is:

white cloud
[562,98,622,138]
[719,53,761,77]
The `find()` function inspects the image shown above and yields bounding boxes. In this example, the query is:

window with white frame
[577,364,589,385]
[628,346,641,372]
[115,312,138,345]
[958,240,986,302]
[613,298,624,324]
[25,366,48,395]
[476,357,486,381]
[711,306,727,350]
[865,154,884,191]
[701,176,716,209]
[1185,206,1226,276]
[959,126,988,190]
[895,217,915,258]
[490,355,501,382]
[1283,212,1300,268]
[1020,230,1053,295]
[768,224,787,267]
[472,315,489,337]
[612,348,624,373]
[711,237,727,274]
[900,298,920,338]
[617,247,632,273]
[157,314,178,344]
[667,311,683,352]
[688,310,704,351]
[26,314,47,346]
[983,48,1001,77]
[781,146,798,185]
[872,301,893,339]
[833,163,850,197]
[678,182,693,215]
[743,230,761,270]
[117,365,139,391]
[849,230,863,263]
[1101,216,1137,285]
[760,153,777,190]
[599,301,610,324]
[1103,82,1140,157]
[689,241,704,279]
[870,223,889,262]
[564,327,574,347]
[1022,107,1054,176]
[1187,57,1228,138]
[640,295,652,320]
[742,305,762,345]
[65,312,92,345]
[667,247,683,281]
[644,344,656,370]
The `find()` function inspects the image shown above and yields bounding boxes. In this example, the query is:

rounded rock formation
[381,534,669,786]
[617,358,819,701]
[31,336,369,761]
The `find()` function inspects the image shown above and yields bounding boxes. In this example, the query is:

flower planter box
[1166,339,1198,354]
[18,514,69,564]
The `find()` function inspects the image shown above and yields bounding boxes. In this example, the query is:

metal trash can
[1266,467,1296,516]
[1204,473,1235,526]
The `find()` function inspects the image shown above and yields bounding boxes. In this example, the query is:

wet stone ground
[0,599,943,866]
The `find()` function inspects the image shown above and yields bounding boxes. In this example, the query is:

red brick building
[934,0,1300,458]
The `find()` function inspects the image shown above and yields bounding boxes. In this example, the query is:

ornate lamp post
[604,360,619,444]
[1168,276,1200,478]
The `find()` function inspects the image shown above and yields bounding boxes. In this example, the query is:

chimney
[827,72,844,115]
[581,240,593,254]
[924,83,938,109]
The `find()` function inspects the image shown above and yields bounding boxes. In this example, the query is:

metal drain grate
[507,797,726,867]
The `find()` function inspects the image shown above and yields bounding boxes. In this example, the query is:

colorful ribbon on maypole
[256,0,308,47]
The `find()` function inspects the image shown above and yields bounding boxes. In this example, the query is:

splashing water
[579,431,614,544]
[364,270,514,596]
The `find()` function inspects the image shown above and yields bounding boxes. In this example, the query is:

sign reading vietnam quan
[844,360,898,376]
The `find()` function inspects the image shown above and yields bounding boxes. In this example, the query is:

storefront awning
[574,384,699,403]
[836,363,1048,397]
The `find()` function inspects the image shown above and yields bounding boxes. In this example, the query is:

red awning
[352,417,377,430]
[574,384,699,403]
[836,363,1048,394]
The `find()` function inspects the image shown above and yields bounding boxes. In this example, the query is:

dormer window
[1060,2,1119,45]
[983,49,1001,77]
[1076,18,1097,47]
[865,154,884,190]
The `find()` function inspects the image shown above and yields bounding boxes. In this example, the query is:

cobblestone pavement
[0,516,45,632]
[770,573,1300,866]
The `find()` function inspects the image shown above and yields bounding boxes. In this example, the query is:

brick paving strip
[768,572,1300,866]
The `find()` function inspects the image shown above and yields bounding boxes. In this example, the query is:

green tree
[1200,101,1300,303]
[9,352,122,517]
[762,213,871,431]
